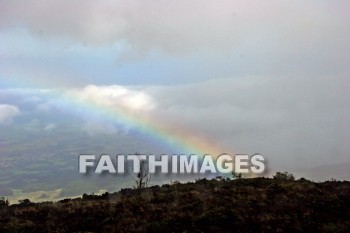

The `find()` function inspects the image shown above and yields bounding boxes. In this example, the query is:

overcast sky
[0,0,349,181]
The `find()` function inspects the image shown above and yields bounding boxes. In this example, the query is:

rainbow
[42,87,229,158]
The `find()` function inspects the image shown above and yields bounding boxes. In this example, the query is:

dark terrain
[1,176,350,233]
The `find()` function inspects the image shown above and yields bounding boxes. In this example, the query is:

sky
[0,0,349,200]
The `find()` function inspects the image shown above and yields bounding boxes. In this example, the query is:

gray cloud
[146,74,349,178]
[0,0,349,60]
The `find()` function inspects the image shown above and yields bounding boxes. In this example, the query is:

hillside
[1,177,350,233]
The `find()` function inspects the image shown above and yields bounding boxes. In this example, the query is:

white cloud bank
[68,84,156,112]
[0,104,20,124]
[66,85,156,134]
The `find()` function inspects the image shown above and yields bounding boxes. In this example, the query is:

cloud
[0,0,348,59]
[0,1,348,90]
[0,85,156,132]
[68,85,156,112]
[146,74,349,174]
[68,85,156,134]
[0,104,20,124]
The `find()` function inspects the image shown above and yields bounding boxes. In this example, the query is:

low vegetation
[1,175,350,232]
